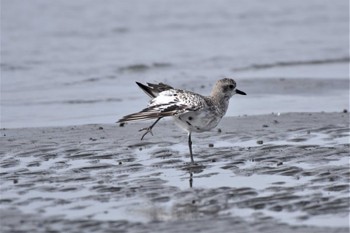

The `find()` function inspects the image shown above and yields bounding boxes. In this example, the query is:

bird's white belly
[172,111,222,133]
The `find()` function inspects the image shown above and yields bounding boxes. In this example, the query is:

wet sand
[0,112,349,233]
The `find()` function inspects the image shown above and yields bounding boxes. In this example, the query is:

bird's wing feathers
[117,89,206,123]
[136,82,174,98]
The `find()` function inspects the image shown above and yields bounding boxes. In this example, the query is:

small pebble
[272,205,283,212]
[13,179,18,184]
[262,124,269,128]
[208,143,214,147]
[98,126,103,130]
[277,161,283,166]
[256,140,264,145]
[273,120,279,124]
[217,128,222,133]
[343,109,348,113]
[119,123,125,127]
[212,159,216,162]
[192,200,196,204]
[119,161,123,165]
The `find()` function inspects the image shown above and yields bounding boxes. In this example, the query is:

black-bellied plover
[117,78,246,164]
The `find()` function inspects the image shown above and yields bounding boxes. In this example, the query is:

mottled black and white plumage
[117,78,246,164]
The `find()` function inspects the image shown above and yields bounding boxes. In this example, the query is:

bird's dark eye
[229,85,234,89]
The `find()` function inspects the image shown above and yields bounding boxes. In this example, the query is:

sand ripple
[0,113,349,233]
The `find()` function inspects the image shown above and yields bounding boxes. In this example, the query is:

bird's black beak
[235,89,247,95]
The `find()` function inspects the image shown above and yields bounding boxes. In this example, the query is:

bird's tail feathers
[117,108,174,123]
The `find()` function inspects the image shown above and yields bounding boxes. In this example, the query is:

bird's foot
[139,127,154,140]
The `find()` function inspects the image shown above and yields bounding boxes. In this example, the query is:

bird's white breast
[173,110,222,133]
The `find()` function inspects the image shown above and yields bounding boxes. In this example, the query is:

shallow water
[1,0,349,128]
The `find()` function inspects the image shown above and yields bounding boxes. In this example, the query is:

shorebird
[117,78,246,164]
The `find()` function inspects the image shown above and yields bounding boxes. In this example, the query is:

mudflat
[0,112,349,233]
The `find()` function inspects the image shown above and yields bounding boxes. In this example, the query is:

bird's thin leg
[189,172,193,188]
[188,132,194,164]
[139,117,162,140]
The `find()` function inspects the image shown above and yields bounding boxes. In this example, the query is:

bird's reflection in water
[182,164,206,188]
[189,173,194,188]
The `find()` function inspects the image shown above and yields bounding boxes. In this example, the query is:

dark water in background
[1,0,349,128]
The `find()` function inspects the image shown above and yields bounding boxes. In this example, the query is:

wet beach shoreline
[0,112,349,233]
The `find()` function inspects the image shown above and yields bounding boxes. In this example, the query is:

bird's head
[211,78,246,100]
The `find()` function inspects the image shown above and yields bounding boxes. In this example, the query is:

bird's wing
[136,82,174,98]
[117,89,206,122]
